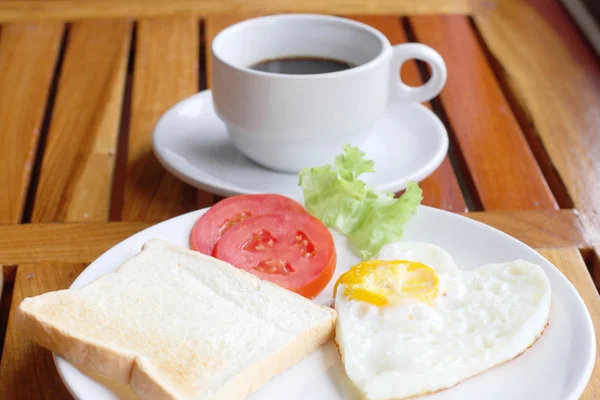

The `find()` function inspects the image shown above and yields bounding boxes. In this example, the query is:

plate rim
[151,89,448,197]
[54,205,596,400]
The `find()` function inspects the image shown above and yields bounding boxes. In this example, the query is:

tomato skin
[190,194,307,255]
[214,211,336,299]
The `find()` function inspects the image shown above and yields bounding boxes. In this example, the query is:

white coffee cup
[212,14,446,173]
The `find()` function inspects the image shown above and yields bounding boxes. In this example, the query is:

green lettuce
[299,145,422,260]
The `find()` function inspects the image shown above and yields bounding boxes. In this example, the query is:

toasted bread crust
[17,302,136,384]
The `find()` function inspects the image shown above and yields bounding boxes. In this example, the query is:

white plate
[55,206,595,400]
[152,90,448,197]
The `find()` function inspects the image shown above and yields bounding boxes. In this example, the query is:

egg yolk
[334,260,439,306]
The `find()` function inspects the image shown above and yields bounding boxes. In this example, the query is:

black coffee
[250,56,355,75]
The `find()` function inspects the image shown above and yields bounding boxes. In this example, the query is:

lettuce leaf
[299,145,422,260]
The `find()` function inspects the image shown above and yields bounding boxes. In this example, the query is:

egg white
[335,242,551,400]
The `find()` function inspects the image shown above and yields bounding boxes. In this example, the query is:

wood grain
[0,210,587,265]
[466,209,587,249]
[409,15,557,211]
[0,263,84,400]
[538,248,600,399]
[0,0,481,23]
[0,222,151,265]
[121,18,201,221]
[0,23,63,224]
[351,16,467,212]
[474,0,600,249]
[31,20,132,223]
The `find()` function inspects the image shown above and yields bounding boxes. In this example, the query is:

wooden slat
[474,0,600,252]
[0,263,84,399]
[466,209,587,249]
[0,275,12,367]
[0,0,481,23]
[409,15,558,211]
[122,18,202,221]
[31,21,132,223]
[0,210,586,265]
[351,16,467,212]
[0,222,151,265]
[538,248,600,399]
[0,23,63,224]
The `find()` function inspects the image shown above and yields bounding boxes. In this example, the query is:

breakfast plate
[54,205,595,400]
[152,90,448,197]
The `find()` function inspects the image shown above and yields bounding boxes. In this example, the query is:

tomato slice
[190,194,307,255]
[214,211,336,299]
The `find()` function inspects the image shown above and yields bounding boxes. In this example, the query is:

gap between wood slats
[20,25,70,224]
[197,19,217,209]
[121,18,200,222]
[0,265,16,358]
[467,17,575,210]
[199,20,207,93]
[109,23,137,221]
[582,248,600,293]
[401,17,479,211]
[0,280,13,362]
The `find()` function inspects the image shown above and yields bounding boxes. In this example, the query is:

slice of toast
[17,239,336,400]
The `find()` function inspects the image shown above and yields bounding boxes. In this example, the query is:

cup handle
[389,43,447,103]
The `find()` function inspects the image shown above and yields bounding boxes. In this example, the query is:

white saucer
[153,89,448,197]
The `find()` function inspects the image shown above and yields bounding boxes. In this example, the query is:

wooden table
[0,0,599,398]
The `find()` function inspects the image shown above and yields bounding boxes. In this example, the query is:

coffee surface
[250,56,355,75]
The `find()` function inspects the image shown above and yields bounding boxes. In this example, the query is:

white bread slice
[17,239,336,399]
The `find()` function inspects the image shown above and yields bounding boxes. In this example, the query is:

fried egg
[334,241,551,400]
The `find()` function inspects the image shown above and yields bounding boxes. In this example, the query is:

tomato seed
[242,230,277,252]
[219,212,252,234]
[255,259,295,275]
